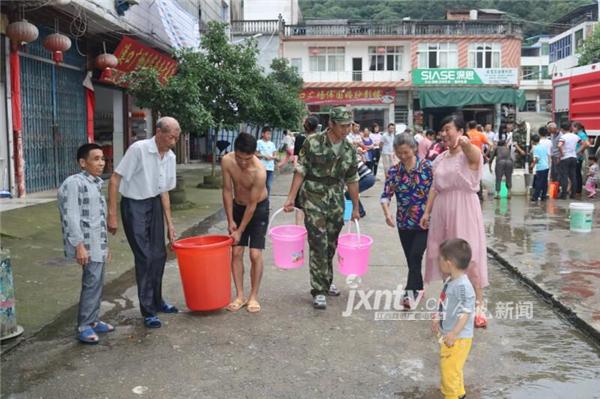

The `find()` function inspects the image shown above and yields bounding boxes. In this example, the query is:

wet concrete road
[482,196,600,335]
[2,175,600,398]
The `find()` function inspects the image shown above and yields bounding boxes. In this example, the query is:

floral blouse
[380,157,433,230]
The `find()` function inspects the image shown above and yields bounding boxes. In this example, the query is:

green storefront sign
[412,68,518,85]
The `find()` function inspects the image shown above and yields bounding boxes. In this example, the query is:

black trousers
[121,196,167,317]
[372,149,381,176]
[398,229,428,292]
[533,169,549,200]
[575,159,584,194]
[559,157,578,198]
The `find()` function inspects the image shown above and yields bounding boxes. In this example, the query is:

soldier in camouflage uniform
[512,122,528,168]
[284,106,360,309]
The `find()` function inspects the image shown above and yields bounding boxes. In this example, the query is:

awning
[419,88,526,110]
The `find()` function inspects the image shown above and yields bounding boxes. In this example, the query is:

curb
[0,207,225,357]
[487,246,600,347]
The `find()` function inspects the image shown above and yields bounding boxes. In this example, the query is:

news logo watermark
[342,275,534,321]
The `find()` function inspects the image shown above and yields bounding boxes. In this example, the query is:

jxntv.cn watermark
[342,275,534,321]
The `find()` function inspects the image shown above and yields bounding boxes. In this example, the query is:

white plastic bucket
[569,202,594,233]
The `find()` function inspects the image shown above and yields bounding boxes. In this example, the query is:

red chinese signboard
[100,36,177,85]
[300,88,396,105]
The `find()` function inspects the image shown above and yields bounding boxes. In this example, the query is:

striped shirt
[357,159,372,179]
[58,172,108,263]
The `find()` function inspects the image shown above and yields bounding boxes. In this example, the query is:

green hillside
[299,0,593,38]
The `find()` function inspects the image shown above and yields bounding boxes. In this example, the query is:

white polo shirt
[115,137,176,200]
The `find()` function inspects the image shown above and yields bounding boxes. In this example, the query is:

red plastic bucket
[172,235,233,311]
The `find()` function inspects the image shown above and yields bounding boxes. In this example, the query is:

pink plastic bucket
[268,208,307,269]
[337,220,373,276]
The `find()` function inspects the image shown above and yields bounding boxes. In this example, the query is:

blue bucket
[343,199,353,222]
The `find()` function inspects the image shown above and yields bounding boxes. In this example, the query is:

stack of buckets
[269,205,373,277]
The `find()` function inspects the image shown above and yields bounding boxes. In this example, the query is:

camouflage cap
[330,106,353,124]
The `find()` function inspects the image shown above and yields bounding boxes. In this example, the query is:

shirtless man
[221,132,269,313]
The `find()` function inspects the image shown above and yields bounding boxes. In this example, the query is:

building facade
[281,14,524,133]
[548,3,598,75]
[1,0,227,196]
[520,36,552,113]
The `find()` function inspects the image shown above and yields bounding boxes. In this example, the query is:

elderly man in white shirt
[108,116,180,329]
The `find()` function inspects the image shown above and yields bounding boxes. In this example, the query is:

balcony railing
[284,20,521,38]
[231,20,280,35]
[301,70,409,83]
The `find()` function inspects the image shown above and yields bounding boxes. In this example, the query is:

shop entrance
[94,86,124,177]
[354,109,385,131]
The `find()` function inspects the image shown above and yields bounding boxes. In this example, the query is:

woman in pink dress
[420,114,489,328]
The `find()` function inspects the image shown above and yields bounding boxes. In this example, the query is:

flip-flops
[92,321,115,333]
[78,326,99,344]
[144,316,162,328]
[226,298,247,312]
[246,300,261,313]
[160,303,179,314]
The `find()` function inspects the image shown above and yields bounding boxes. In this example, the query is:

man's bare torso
[222,152,268,205]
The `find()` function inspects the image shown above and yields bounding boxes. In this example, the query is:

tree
[124,50,213,136]
[578,25,600,66]
[252,58,305,130]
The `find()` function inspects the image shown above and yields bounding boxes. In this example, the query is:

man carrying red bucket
[284,106,360,310]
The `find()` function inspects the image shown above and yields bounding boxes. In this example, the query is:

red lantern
[95,53,119,78]
[43,33,72,64]
[6,20,39,50]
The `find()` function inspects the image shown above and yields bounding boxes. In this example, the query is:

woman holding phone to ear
[419,114,489,328]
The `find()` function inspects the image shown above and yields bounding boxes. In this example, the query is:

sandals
[313,294,327,310]
[160,303,179,314]
[144,316,162,328]
[92,321,115,333]
[226,298,247,312]
[78,326,99,344]
[246,299,261,313]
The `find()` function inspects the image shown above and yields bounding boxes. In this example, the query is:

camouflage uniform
[512,125,527,168]
[296,107,359,296]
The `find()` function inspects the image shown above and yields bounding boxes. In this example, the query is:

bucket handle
[267,207,302,232]
[347,219,361,241]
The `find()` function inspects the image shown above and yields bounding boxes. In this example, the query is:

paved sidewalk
[0,164,223,342]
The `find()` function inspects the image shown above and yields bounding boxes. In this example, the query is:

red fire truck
[552,62,600,144]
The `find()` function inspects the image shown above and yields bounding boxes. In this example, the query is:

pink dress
[424,150,489,289]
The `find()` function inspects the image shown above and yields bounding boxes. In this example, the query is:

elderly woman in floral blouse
[380,133,433,309]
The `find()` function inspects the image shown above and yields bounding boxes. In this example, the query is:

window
[309,47,345,72]
[541,43,549,56]
[417,43,458,68]
[549,36,572,62]
[468,43,501,68]
[525,101,537,112]
[368,46,403,71]
[290,58,302,73]
[541,65,550,79]
[394,105,408,125]
[575,29,584,50]
[522,66,540,80]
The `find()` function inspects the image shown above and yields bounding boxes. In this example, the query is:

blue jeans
[266,170,273,196]
[345,173,376,216]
